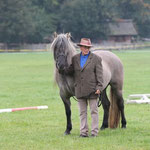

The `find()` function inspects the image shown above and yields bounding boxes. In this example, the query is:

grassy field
[0,49,150,150]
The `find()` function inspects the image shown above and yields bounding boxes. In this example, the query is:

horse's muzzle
[56,62,65,70]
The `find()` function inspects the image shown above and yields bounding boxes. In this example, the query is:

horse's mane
[51,33,76,59]
[51,33,77,83]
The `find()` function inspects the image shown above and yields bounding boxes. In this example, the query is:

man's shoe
[91,134,97,137]
[79,134,89,138]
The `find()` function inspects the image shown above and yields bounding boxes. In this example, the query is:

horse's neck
[68,48,76,66]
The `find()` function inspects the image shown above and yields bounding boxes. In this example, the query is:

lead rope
[97,93,102,107]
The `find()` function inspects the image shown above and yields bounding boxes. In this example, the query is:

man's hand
[95,89,100,95]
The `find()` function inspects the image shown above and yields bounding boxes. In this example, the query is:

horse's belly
[102,62,111,90]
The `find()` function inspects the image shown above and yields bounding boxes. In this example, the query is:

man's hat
[77,38,92,47]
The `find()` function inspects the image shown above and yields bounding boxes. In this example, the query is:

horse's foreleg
[62,97,72,135]
[100,89,110,130]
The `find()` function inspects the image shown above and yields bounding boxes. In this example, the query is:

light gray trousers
[78,98,99,136]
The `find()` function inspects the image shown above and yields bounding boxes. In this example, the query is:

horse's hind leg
[115,89,127,128]
[61,96,72,135]
[100,89,110,130]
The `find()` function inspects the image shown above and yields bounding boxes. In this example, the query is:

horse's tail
[108,87,120,128]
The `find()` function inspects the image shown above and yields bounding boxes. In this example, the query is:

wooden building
[107,19,138,43]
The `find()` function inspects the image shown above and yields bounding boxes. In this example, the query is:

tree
[59,0,117,41]
[116,0,150,37]
[0,0,35,43]
[0,0,58,43]
[0,0,149,43]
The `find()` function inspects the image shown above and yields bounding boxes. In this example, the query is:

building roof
[108,19,138,36]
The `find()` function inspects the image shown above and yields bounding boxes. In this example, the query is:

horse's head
[51,33,76,72]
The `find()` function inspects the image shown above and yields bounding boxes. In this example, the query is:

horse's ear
[53,32,57,38]
[66,32,71,39]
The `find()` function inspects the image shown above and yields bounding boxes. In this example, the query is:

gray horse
[51,33,126,135]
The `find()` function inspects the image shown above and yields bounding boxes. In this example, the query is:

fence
[0,43,50,52]
[0,42,150,52]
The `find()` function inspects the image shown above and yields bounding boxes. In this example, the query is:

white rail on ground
[126,94,150,104]
[0,105,48,113]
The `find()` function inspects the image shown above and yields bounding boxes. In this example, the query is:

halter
[56,53,66,61]
[56,53,67,70]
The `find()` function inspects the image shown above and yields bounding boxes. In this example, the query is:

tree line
[0,0,150,43]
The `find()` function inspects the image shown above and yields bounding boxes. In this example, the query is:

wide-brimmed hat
[77,38,92,47]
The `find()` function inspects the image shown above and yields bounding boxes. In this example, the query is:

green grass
[0,50,150,150]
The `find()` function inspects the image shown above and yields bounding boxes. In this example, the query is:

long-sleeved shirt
[80,52,90,68]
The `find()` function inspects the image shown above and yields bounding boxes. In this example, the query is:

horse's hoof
[121,125,126,129]
[100,127,105,130]
[100,126,108,130]
[64,131,71,135]
[100,124,108,130]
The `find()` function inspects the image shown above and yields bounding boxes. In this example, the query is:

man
[66,38,103,137]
